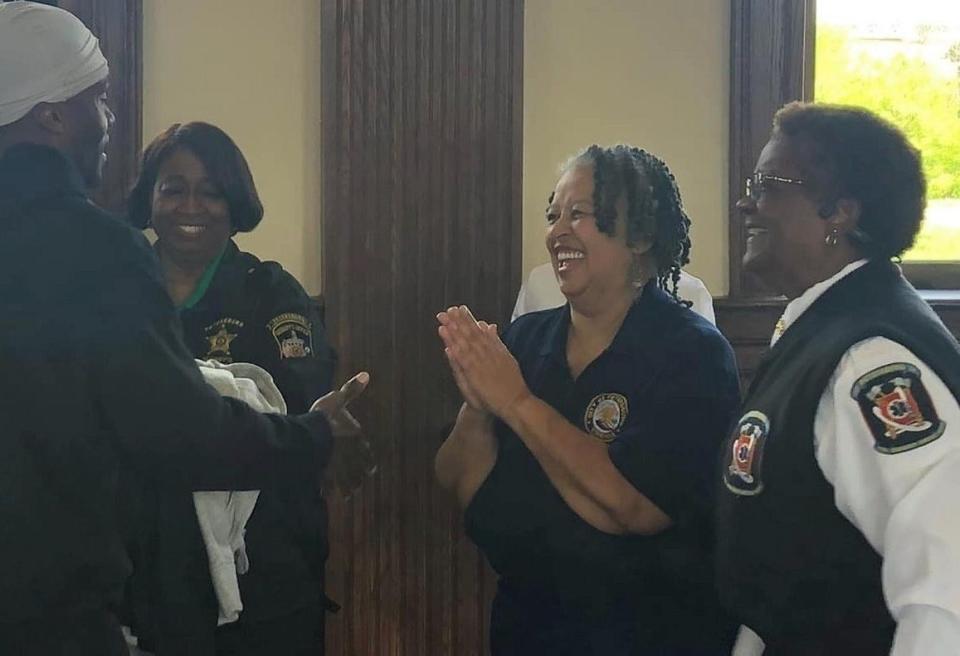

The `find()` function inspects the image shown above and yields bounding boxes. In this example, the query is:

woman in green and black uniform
[124,122,336,655]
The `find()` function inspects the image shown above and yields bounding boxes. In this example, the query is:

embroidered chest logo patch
[724,410,770,496]
[583,393,629,443]
[204,317,244,363]
[851,362,945,454]
[267,313,313,359]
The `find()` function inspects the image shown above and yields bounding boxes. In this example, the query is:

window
[728,0,960,294]
[816,1,960,288]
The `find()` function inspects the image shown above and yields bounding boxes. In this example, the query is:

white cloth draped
[194,360,287,626]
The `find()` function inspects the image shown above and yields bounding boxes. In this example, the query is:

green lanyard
[177,247,228,311]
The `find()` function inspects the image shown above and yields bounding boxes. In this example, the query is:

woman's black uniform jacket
[126,241,337,653]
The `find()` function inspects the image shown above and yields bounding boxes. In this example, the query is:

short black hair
[773,102,926,259]
[127,121,264,232]
[557,144,693,303]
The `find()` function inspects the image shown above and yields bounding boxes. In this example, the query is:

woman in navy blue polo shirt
[435,145,741,655]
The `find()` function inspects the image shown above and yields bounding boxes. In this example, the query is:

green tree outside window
[816,24,960,261]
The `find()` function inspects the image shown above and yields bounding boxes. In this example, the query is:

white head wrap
[0,1,108,127]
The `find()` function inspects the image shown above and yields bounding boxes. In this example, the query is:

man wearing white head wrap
[0,3,372,654]
[0,0,109,125]
[0,0,112,187]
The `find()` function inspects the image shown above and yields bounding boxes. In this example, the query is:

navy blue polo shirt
[465,282,741,654]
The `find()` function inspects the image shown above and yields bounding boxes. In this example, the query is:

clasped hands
[310,372,377,498]
[308,305,526,496]
[436,305,531,418]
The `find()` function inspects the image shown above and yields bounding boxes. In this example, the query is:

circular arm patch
[850,362,946,454]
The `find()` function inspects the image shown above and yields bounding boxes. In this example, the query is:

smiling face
[544,165,642,306]
[738,134,840,296]
[150,147,232,265]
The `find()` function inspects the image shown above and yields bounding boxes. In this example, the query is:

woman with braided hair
[435,145,740,654]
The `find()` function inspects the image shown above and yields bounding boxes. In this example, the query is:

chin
[742,253,786,295]
[558,283,584,301]
[741,249,768,276]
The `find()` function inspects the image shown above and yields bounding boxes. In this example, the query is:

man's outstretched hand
[311,371,376,498]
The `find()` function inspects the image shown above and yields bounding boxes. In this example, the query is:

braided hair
[557,144,693,305]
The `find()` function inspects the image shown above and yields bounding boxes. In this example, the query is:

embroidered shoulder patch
[723,410,769,496]
[267,313,314,359]
[850,362,945,454]
[583,393,629,443]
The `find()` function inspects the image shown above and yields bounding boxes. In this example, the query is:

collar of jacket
[0,143,88,213]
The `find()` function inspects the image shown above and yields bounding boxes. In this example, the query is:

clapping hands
[436,306,530,418]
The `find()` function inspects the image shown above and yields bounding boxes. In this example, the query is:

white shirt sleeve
[513,264,718,325]
[676,271,716,325]
[511,280,527,322]
[512,263,566,320]
[814,337,960,656]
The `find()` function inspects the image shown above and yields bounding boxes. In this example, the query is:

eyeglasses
[744,172,807,201]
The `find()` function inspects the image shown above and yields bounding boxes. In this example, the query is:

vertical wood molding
[728,0,815,297]
[321,1,524,653]
[56,0,142,213]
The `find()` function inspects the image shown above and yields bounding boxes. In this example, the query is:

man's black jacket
[0,144,332,625]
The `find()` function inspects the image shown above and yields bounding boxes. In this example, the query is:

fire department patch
[851,362,945,454]
[724,410,769,496]
[267,313,314,360]
[583,393,629,443]
[204,317,244,363]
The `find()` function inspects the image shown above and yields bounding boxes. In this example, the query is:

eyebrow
[547,198,593,207]
[158,174,216,185]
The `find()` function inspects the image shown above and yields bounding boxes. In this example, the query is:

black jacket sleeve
[89,232,333,490]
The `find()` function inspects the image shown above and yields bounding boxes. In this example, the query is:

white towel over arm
[194,360,287,626]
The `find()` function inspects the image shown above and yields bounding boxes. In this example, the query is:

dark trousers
[215,604,324,656]
[489,588,639,656]
[0,609,129,656]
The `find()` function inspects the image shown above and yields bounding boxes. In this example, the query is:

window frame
[728,0,960,296]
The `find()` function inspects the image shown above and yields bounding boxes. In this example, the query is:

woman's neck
[158,244,214,306]
[780,251,863,301]
[566,281,642,377]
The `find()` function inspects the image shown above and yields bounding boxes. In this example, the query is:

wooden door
[321,1,524,653]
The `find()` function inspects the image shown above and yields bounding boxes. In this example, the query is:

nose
[546,211,572,244]
[180,190,205,215]
[736,195,756,214]
[105,103,116,128]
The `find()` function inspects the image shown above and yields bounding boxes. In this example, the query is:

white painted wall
[143,0,730,296]
[142,0,322,293]
[523,0,730,294]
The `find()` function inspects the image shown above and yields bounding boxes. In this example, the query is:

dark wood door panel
[321,1,523,653]
[56,0,142,213]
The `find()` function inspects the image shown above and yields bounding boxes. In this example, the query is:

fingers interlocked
[436,305,528,417]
